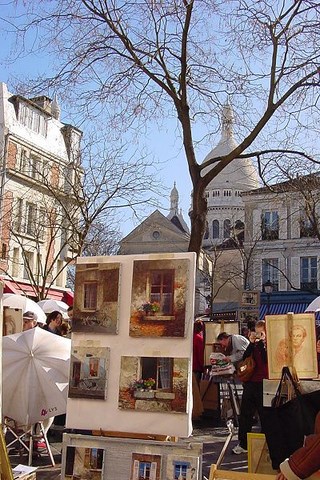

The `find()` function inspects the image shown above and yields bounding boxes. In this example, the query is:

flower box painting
[69,343,110,399]
[129,258,190,337]
[72,261,120,334]
[118,356,189,413]
[266,313,318,379]
[64,445,104,480]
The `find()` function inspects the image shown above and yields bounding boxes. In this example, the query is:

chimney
[29,95,52,114]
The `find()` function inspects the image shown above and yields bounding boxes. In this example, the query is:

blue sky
[0,2,220,236]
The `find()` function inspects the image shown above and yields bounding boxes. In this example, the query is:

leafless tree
[6,0,320,255]
[0,139,158,300]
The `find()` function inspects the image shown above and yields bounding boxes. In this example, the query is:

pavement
[8,416,250,479]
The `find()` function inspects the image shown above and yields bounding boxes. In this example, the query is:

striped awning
[260,303,310,319]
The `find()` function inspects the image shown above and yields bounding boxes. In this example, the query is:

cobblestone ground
[8,419,250,480]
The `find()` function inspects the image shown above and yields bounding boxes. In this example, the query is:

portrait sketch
[266,313,317,379]
[118,356,189,413]
[3,307,23,336]
[73,261,120,334]
[129,258,190,337]
[64,446,104,480]
[69,344,110,399]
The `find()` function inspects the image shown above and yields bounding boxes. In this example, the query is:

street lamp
[264,280,273,315]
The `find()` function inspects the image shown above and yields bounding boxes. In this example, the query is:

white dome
[202,102,259,191]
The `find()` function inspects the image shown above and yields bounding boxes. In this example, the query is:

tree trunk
[188,183,207,256]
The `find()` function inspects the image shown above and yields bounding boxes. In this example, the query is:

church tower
[167,182,190,233]
[202,101,259,248]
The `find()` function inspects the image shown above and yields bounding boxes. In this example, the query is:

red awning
[3,280,73,302]
[62,290,74,306]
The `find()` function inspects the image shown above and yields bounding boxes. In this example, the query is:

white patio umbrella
[37,299,69,318]
[3,293,46,324]
[2,327,71,425]
[305,296,320,312]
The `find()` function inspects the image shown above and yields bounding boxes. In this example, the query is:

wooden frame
[247,433,277,475]
[266,313,318,379]
[209,465,274,480]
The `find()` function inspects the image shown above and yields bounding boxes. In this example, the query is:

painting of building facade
[73,262,120,333]
[64,446,104,480]
[69,344,110,399]
[131,453,161,480]
[118,356,189,413]
[166,454,200,480]
[129,259,189,337]
[266,313,318,379]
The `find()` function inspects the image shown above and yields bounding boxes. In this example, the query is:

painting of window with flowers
[129,258,189,337]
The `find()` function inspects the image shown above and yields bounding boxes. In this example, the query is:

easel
[201,374,240,427]
[0,425,14,480]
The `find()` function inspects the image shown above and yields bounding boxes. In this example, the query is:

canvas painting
[129,258,189,337]
[64,446,104,480]
[266,313,318,379]
[3,307,23,336]
[118,356,189,413]
[238,310,259,325]
[166,454,200,480]
[247,433,278,475]
[131,453,161,480]
[72,262,120,334]
[240,291,260,308]
[69,343,110,399]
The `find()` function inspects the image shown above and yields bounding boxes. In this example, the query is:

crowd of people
[22,306,73,336]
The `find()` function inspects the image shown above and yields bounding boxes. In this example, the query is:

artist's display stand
[201,373,242,427]
[4,418,55,467]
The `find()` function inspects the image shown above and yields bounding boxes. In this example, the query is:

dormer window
[18,102,47,136]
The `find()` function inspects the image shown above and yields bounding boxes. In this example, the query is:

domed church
[201,101,259,249]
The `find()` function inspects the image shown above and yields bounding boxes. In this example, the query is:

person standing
[193,319,205,384]
[42,311,62,335]
[232,320,268,454]
[22,311,37,331]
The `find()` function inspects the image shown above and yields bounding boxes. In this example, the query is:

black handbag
[263,388,320,470]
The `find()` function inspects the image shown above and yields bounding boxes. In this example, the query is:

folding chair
[4,417,55,466]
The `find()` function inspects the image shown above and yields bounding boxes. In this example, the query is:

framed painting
[209,466,274,480]
[129,258,190,337]
[72,261,121,334]
[118,356,189,413]
[248,433,278,475]
[266,313,318,379]
[3,307,23,336]
[240,291,260,308]
[69,343,110,399]
[64,445,104,480]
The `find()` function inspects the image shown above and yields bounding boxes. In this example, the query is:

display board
[67,253,196,437]
[61,433,202,480]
